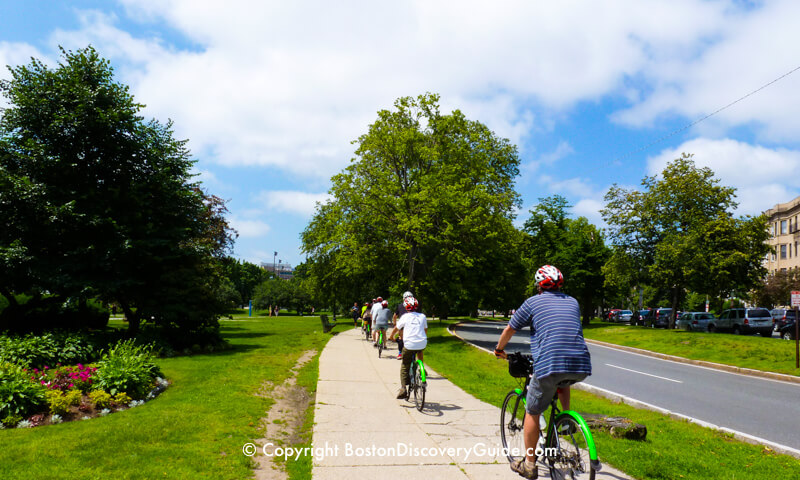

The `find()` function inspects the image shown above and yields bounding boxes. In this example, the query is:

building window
[772,251,777,261]
[781,220,788,235]
[781,244,787,259]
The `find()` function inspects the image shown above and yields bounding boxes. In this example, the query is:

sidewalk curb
[584,338,800,385]
[448,321,800,460]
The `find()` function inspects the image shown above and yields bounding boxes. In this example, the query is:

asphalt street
[453,320,800,452]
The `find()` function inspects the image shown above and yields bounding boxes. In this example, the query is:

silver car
[616,310,633,324]
[676,312,715,332]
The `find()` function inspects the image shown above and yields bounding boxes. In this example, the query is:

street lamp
[273,251,277,275]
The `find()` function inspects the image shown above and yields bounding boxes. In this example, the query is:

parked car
[616,310,633,324]
[713,308,773,336]
[607,309,621,321]
[632,309,649,326]
[676,312,715,332]
[643,308,672,328]
[770,308,797,331]
[779,320,798,340]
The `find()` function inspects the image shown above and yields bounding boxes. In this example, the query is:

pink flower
[41,381,46,385]
[69,383,74,388]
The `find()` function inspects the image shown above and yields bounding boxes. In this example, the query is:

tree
[0,46,235,337]
[221,258,272,307]
[302,93,522,316]
[522,196,610,324]
[602,154,769,327]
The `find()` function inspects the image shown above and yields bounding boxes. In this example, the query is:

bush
[0,362,47,422]
[94,340,162,398]
[88,390,112,409]
[113,392,132,406]
[46,390,71,416]
[0,331,99,369]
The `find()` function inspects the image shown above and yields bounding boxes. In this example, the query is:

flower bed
[0,340,168,429]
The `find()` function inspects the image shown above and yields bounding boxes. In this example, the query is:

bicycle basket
[508,352,532,378]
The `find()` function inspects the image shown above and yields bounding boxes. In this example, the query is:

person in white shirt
[389,296,427,399]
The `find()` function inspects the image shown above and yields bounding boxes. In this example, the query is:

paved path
[312,327,633,479]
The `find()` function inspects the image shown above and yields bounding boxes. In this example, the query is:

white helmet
[402,291,413,298]
[535,265,563,290]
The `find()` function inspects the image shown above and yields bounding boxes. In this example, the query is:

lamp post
[273,251,277,275]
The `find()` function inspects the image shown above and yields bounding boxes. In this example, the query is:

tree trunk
[121,302,140,336]
[669,286,680,329]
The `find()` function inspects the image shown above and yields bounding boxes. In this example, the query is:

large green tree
[522,196,610,324]
[602,154,769,327]
[302,93,523,316]
[0,47,234,336]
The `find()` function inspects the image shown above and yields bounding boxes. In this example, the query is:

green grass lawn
[424,319,800,480]
[582,322,800,377]
[0,313,330,480]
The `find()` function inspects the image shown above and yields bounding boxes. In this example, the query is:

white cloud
[35,0,752,180]
[647,138,800,215]
[228,217,271,238]
[613,0,800,142]
[256,190,332,217]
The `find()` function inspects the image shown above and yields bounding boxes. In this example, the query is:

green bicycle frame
[512,389,598,462]
[416,359,426,383]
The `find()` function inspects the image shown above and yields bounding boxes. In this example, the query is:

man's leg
[397,349,416,398]
[523,412,541,463]
[557,386,570,411]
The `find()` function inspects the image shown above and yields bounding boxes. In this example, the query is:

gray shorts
[526,372,588,415]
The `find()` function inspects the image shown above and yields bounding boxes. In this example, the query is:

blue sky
[2,1,799,268]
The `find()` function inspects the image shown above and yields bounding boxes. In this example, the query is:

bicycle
[500,352,600,480]
[377,328,385,357]
[363,320,371,341]
[407,352,427,411]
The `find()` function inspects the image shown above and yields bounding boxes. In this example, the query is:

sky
[2,0,799,269]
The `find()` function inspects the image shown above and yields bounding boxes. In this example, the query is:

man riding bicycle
[494,265,592,479]
[374,300,391,347]
[389,296,427,399]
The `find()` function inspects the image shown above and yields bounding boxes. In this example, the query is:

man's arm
[494,324,518,358]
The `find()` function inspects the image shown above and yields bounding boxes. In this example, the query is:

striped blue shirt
[509,290,592,379]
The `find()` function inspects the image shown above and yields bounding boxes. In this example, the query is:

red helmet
[376,296,383,302]
[535,265,563,290]
[403,296,419,311]
[381,300,388,307]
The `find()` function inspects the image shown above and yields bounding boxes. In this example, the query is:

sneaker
[396,387,408,399]
[510,458,538,479]
[397,353,403,359]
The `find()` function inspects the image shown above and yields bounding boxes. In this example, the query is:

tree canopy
[0,46,235,338]
[302,93,523,316]
[602,154,770,325]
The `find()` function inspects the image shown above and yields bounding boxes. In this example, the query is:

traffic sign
[792,291,800,307]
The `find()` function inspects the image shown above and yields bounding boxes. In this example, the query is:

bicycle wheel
[546,416,595,480]
[500,391,526,463]
[413,363,425,411]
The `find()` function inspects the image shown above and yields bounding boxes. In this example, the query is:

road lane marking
[605,363,683,383]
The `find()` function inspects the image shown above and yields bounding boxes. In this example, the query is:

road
[453,320,800,452]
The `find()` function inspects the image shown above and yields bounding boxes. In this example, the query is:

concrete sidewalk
[311,327,634,479]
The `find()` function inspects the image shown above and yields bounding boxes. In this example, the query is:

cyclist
[374,300,391,348]
[494,265,592,479]
[351,302,361,327]
[389,296,427,399]
[392,291,414,359]
[362,300,373,333]
[370,297,383,344]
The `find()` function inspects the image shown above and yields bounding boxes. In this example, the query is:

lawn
[582,322,800,377]
[0,313,329,480]
[424,319,800,480]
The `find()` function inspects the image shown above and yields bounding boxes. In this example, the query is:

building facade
[764,195,800,275]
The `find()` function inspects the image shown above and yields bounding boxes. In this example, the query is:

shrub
[88,390,112,409]
[113,392,132,406]
[46,390,71,416]
[65,389,82,406]
[0,332,99,369]
[94,340,162,398]
[46,364,98,392]
[0,362,47,422]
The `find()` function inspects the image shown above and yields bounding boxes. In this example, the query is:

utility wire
[610,63,800,165]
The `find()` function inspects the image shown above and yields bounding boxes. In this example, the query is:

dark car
[771,308,797,331]
[779,320,798,340]
[643,308,673,328]
[713,308,773,336]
